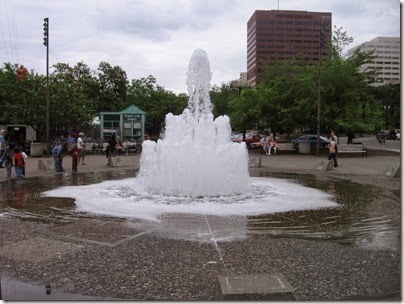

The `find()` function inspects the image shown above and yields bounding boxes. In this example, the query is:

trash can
[30,143,45,157]
[298,140,311,154]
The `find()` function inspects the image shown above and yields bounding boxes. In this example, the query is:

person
[70,144,79,172]
[21,149,28,177]
[5,155,13,178]
[328,136,338,168]
[14,147,24,178]
[376,131,385,145]
[259,134,270,155]
[0,129,7,168]
[347,130,356,145]
[52,142,68,172]
[77,132,86,165]
[268,138,279,155]
[123,139,129,156]
[106,134,117,166]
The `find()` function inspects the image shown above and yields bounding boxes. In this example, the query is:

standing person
[70,144,79,172]
[77,132,86,165]
[21,149,28,177]
[107,134,117,166]
[328,136,338,168]
[331,131,339,145]
[5,155,13,178]
[347,130,355,145]
[123,139,129,156]
[13,147,24,179]
[52,142,68,172]
[0,129,7,167]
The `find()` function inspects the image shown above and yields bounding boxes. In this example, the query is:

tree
[229,88,261,135]
[96,61,129,112]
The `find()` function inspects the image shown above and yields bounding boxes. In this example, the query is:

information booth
[100,105,146,141]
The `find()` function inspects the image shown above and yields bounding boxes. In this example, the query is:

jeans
[54,155,63,171]
[15,166,23,177]
[328,153,338,167]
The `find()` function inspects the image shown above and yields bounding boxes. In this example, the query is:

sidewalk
[0,142,400,184]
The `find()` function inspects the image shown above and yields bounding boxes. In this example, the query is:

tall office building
[247,10,332,86]
[345,37,400,86]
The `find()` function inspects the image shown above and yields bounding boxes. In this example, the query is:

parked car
[395,129,400,140]
[231,132,261,147]
[384,130,398,140]
[292,135,329,149]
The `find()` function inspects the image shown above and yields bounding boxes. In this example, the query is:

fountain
[43,49,337,227]
[136,49,249,197]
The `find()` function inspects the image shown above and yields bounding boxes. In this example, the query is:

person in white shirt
[77,133,86,165]
[260,135,270,155]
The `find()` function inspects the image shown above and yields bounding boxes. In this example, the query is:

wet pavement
[0,136,401,301]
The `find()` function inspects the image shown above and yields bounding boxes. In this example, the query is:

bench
[337,144,367,157]
[253,142,296,154]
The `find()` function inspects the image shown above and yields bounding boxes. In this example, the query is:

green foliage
[1,26,400,143]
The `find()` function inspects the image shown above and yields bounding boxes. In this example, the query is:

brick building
[247,10,332,86]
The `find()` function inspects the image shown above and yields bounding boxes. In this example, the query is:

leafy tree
[96,61,129,112]
[123,76,187,136]
[228,88,261,136]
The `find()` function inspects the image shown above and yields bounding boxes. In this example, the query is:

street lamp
[316,21,325,155]
[384,105,390,130]
[43,17,50,155]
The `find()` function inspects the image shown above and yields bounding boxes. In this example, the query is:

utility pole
[43,17,50,155]
[316,21,325,155]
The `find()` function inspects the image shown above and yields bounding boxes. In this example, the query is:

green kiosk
[100,105,146,141]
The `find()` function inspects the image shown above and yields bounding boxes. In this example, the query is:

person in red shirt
[70,144,79,172]
[14,147,24,178]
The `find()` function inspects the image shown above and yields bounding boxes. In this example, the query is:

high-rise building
[247,10,332,86]
[345,37,400,86]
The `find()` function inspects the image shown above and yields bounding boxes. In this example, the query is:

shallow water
[0,170,400,252]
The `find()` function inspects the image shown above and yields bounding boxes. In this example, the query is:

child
[5,155,13,178]
[70,144,79,172]
[14,147,24,178]
[268,139,278,155]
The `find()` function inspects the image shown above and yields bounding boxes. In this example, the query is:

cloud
[0,0,400,94]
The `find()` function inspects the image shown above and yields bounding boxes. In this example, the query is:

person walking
[77,132,86,165]
[328,136,338,168]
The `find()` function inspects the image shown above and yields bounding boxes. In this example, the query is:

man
[77,132,86,165]
[0,129,7,168]
[52,142,68,172]
[260,134,270,155]
[107,134,117,166]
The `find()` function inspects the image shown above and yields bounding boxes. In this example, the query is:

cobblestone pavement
[0,137,401,301]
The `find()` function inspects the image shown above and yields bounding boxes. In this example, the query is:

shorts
[79,149,85,157]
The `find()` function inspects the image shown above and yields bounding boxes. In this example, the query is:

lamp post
[384,105,390,130]
[43,17,50,155]
[316,21,325,155]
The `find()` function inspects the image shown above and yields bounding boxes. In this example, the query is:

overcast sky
[0,0,401,94]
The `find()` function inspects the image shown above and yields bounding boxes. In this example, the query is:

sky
[0,0,401,94]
